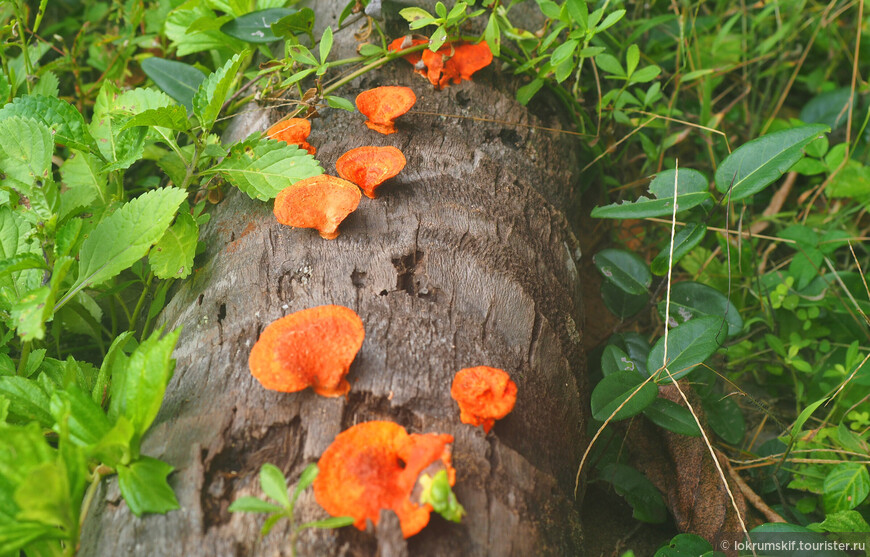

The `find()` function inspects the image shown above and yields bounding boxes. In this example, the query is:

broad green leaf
[591,168,710,219]
[702,395,745,444]
[165,1,246,56]
[32,71,59,98]
[140,58,206,112]
[516,79,544,106]
[0,254,48,279]
[193,53,246,132]
[0,95,96,153]
[648,316,722,382]
[595,53,624,77]
[598,463,667,523]
[800,87,854,130]
[117,457,179,516]
[325,96,354,112]
[119,328,180,436]
[650,223,707,276]
[260,463,290,508]
[823,463,869,513]
[642,397,701,436]
[601,344,636,376]
[653,534,712,557]
[121,106,191,133]
[90,417,135,467]
[0,116,53,192]
[590,370,657,421]
[812,510,870,533]
[484,12,500,57]
[593,249,651,295]
[10,287,53,342]
[715,124,829,201]
[399,7,435,23]
[600,280,648,319]
[550,40,578,67]
[59,150,108,220]
[0,422,54,486]
[13,460,73,531]
[657,281,743,337]
[0,377,53,427]
[0,207,40,296]
[627,65,661,84]
[89,82,147,171]
[0,522,65,554]
[149,212,198,280]
[271,8,316,42]
[205,137,323,200]
[609,332,651,377]
[49,385,112,447]
[319,26,333,64]
[221,8,297,43]
[68,187,186,299]
[227,496,285,513]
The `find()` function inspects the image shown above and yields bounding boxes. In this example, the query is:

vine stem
[128,272,154,334]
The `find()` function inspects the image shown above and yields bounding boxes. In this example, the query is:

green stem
[128,272,154,334]
[14,2,33,93]
[321,44,428,97]
[16,341,31,376]
[180,141,203,191]
[77,467,106,547]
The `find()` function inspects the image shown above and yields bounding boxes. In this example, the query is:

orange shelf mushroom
[391,38,493,90]
[248,305,364,397]
[273,175,361,240]
[355,86,416,135]
[266,118,316,155]
[314,421,456,538]
[336,146,406,199]
[450,366,517,433]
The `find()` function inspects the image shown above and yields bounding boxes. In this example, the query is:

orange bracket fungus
[248,305,364,397]
[355,86,416,135]
[451,366,517,433]
[336,146,407,199]
[266,118,316,155]
[314,421,456,538]
[390,38,493,90]
[273,175,361,240]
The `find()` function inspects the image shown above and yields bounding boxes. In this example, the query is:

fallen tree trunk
[81,5,588,554]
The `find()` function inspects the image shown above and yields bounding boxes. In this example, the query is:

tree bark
[81,4,588,554]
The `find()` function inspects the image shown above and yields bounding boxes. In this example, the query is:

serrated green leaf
[221,8,297,43]
[812,510,870,533]
[228,496,285,513]
[599,463,667,523]
[0,95,96,153]
[0,116,53,193]
[591,370,657,421]
[122,106,191,133]
[0,73,9,104]
[260,463,290,508]
[648,316,722,382]
[118,328,180,436]
[823,463,869,513]
[0,377,53,427]
[593,249,651,295]
[13,460,74,531]
[643,397,701,436]
[715,124,829,201]
[205,138,322,200]
[10,286,53,342]
[141,58,206,113]
[65,187,187,303]
[59,150,108,221]
[149,212,198,280]
[49,385,112,447]
[165,1,246,56]
[89,82,147,170]
[0,254,48,279]
[650,223,707,276]
[193,53,246,132]
[117,456,179,516]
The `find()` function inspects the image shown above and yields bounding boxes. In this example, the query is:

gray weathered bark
[80,4,588,554]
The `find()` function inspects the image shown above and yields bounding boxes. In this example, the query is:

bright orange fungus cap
[273,175,361,240]
[450,366,517,433]
[248,305,364,397]
[314,421,455,538]
[266,118,316,155]
[390,38,493,90]
[335,146,406,199]
[355,86,416,135]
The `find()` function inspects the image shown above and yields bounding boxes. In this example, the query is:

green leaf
[165,1,246,56]
[593,249,651,295]
[590,370,657,421]
[205,137,323,200]
[653,534,713,557]
[0,116,53,193]
[272,8,316,42]
[0,95,96,153]
[193,53,246,133]
[227,496,285,513]
[13,460,74,531]
[59,150,108,220]
[565,0,588,28]
[812,510,870,533]
[430,26,449,51]
[94,331,133,406]
[141,58,206,113]
[118,328,180,436]
[823,463,869,513]
[516,79,544,106]
[596,9,625,32]
[657,281,743,337]
[68,187,187,300]
[221,8,297,43]
[325,95,355,112]
[650,223,707,276]
[600,280,648,319]
[0,254,48,279]
[627,65,661,84]
[715,124,829,201]
[399,7,435,23]
[800,87,854,130]
[117,457,179,516]
[260,463,290,508]
[149,212,198,280]
[291,463,319,508]
[591,168,710,219]
[598,463,667,523]
[0,377,53,427]
[10,286,53,342]
[0,522,65,554]
[702,395,745,444]
[0,73,9,104]
[319,26,333,64]
[648,316,722,382]
[49,385,112,447]
[484,13,500,57]
[122,106,191,133]
[550,40,578,67]
[643,397,701,436]
[595,53,624,77]
[418,469,465,523]
[299,516,356,530]
[625,44,640,77]
[601,345,637,377]
[791,397,828,439]
[89,82,147,171]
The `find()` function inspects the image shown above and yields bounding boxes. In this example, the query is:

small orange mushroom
[450,366,517,433]
[266,118,316,155]
[355,86,416,135]
[388,36,429,71]
[273,175,361,240]
[335,146,407,199]
[248,305,364,397]
[314,421,455,538]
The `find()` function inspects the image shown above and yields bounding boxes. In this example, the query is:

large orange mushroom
[273,175,361,240]
[336,146,406,199]
[451,366,517,433]
[266,118,316,155]
[248,305,364,397]
[355,86,416,135]
[314,421,456,538]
